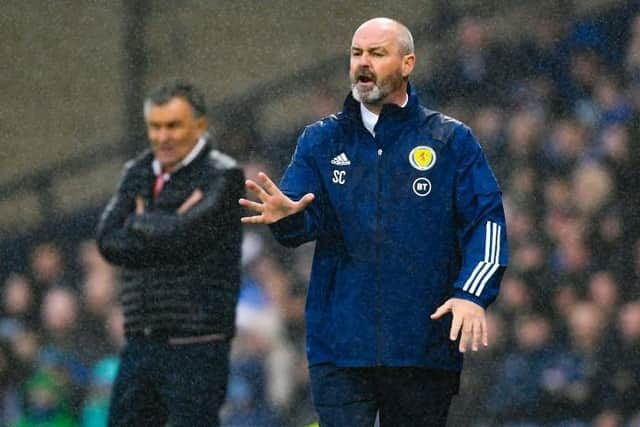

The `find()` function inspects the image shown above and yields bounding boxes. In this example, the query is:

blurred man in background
[97,81,244,427]
[240,17,507,427]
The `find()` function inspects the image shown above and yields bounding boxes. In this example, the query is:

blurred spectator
[486,313,557,425]
[593,411,623,427]
[29,243,69,291]
[562,45,607,113]
[604,301,640,422]
[587,271,620,318]
[542,175,573,213]
[624,14,640,84]
[38,287,90,418]
[611,120,640,246]
[77,273,116,366]
[547,213,591,282]
[469,106,504,160]
[496,274,534,322]
[80,357,119,427]
[545,302,614,423]
[223,304,290,427]
[28,243,73,332]
[571,162,613,218]
[1,275,37,338]
[11,330,39,375]
[0,339,22,426]
[541,119,587,177]
[514,8,570,113]
[228,231,315,426]
[591,75,633,129]
[504,109,544,169]
[39,289,83,362]
[587,204,627,276]
[76,305,124,427]
[15,369,76,427]
[427,16,511,108]
[632,239,640,295]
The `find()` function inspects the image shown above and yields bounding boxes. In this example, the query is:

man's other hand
[430,298,488,353]
[177,189,203,214]
[134,189,203,216]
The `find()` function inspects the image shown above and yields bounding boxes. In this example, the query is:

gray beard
[351,83,384,104]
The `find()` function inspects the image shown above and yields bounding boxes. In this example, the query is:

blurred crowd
[2,3,640,427]
[432,7,640,427]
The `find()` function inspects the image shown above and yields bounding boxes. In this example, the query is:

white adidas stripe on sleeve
[462,221,501,298]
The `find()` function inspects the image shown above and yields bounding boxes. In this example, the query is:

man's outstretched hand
[239,172,314,224]
[430,298,488,353]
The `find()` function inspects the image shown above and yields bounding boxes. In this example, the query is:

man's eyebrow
[351,45,387,51]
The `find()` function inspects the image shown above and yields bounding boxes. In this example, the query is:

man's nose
[156,128,171,143]
[357,53,372,67]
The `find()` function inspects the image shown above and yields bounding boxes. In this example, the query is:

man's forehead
[351,22,398,48]
[146,97,192,119]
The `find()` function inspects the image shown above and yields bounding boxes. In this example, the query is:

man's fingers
[257,172,281,196]
[449,312,463,342]
[460,319,474,353]
[293,193,315,210]
[190,188,204,203]
[243,175,312,222]
[245,180,269,202]
[240,214,267,224]
[434,298,488,353]
[430,302,450,320]
[239,198,265,213]
[177,189,203,214]
[135,196,145,215]
[459,329,469,353]
[482,316,489,347]
[457,317,486,353]
[471,318,482,352]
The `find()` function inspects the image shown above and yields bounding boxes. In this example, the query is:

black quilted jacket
[96,142,244,339]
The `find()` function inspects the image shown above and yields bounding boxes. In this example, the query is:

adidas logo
[331,152,351,166]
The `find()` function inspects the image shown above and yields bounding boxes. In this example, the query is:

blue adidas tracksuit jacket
[271,84,508,372]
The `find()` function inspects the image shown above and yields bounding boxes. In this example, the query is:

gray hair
[143,80,207,119]
[396,22,414,56]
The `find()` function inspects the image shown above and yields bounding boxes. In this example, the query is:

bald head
[353,18,415,56]
[349,17,416,111]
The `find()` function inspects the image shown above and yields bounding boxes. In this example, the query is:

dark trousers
[107,337,230,427]
[310,363,460,427]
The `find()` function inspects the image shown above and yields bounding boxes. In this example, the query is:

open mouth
[358,74,375,84]
[355,67,376,85]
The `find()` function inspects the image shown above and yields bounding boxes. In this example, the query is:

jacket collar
[342,81,422,124]
[152,134,209,177]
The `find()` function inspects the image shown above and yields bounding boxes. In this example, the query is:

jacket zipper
[375,145,383,365]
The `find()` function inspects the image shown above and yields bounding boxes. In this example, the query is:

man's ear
[402,53,416,78]
[196,116,208,134]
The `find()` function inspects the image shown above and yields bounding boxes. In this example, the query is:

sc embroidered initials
[332,170,346,185]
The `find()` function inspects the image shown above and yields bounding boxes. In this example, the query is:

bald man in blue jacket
[240,17,508,427]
